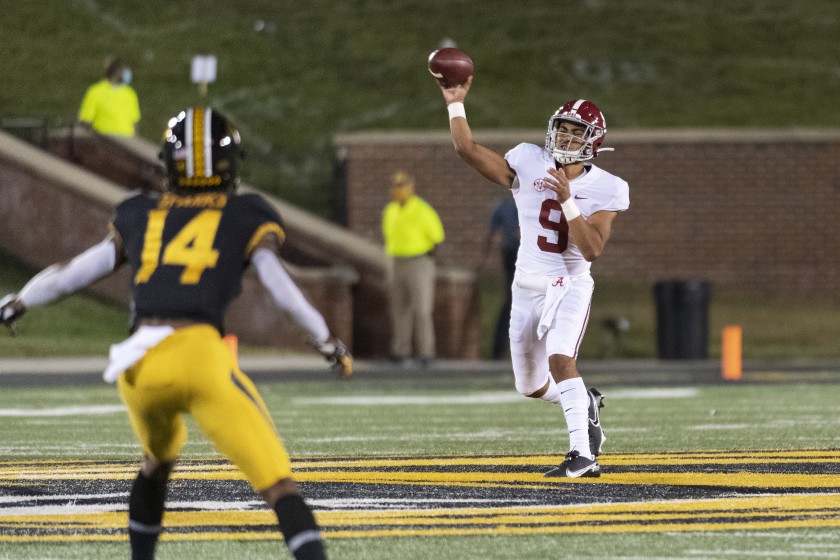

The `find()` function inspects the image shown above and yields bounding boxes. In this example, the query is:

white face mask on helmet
[545,99,610,165]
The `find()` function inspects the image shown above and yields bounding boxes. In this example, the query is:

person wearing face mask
[78,56,141,136]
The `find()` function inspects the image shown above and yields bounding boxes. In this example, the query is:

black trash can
[654,280,712,360]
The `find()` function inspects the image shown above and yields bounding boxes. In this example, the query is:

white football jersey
[505,143,630,277]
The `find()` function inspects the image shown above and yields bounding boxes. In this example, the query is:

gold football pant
[117,325,292,491]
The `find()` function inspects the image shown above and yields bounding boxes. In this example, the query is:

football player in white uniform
[438,77,629,478]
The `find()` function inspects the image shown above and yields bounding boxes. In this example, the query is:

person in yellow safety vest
[381,170,445,366]
[78,56,141,136]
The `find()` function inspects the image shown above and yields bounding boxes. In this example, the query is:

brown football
[428,48,473,88]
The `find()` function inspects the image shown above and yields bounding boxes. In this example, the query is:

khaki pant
[388,254,436,359]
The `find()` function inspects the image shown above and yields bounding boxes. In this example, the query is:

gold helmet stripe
[184,107,214,178]
[192,108,204,177]
[191,107,213,178]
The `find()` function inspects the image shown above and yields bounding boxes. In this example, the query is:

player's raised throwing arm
[439,77,516,189]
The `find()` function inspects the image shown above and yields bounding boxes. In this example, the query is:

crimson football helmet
[160,107,242,192]
[545,99,609,165]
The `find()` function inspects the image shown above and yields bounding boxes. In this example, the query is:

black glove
[308,335,353,379]
[0,294,24,333]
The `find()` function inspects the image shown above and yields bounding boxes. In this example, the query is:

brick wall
[336,129,840,302]
[0,131,355,352]
[3,130,479,359]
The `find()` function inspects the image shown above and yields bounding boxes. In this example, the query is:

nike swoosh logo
[574,195,588,200]
[567,464,597,477]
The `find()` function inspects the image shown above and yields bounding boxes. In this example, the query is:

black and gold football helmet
[160,107,241,192]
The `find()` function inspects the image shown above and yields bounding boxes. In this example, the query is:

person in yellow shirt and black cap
[77,56,141,136]
[381,170,445,366]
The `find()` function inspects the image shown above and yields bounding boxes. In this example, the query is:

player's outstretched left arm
[249,236,353,379]
[1,235,122,332]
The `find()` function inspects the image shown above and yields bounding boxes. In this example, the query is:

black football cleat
[588,388,606,457]
[544,450,601,478]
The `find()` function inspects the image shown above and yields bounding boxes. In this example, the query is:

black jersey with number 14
[112,191,285,333]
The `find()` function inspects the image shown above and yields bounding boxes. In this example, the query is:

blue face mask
[122,68,132,85]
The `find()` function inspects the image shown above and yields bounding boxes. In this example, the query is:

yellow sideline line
[2,494,839,542]
[2,450,839,474]
[2,451,840,490]
[298,470,840,488]
[2,451,839,544]
[3,450,840,468]
[3,468,839,489]
[2,450,838,466]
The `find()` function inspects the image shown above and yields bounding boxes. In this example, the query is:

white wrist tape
[251,248,330,344]
[447,102,466,120]
[18,238,117,308]
[560,198,581,221]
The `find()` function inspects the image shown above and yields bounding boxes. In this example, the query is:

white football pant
[508,272,594,396]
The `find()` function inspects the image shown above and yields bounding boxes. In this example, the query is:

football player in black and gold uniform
[0,107,349,560]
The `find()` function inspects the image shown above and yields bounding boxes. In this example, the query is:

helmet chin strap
[552,146,614,165]
[552,150,589,166]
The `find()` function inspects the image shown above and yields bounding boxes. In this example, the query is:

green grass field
[3,6,840,554]
[3,1,840,214]
[1,372,838,559]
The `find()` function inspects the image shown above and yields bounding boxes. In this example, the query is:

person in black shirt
[481,196,520,360]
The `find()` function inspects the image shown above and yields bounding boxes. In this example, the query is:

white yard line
[0,492,127,504]
[688,424,749,430]
[295,388,698,406]
[0,405,125,417]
